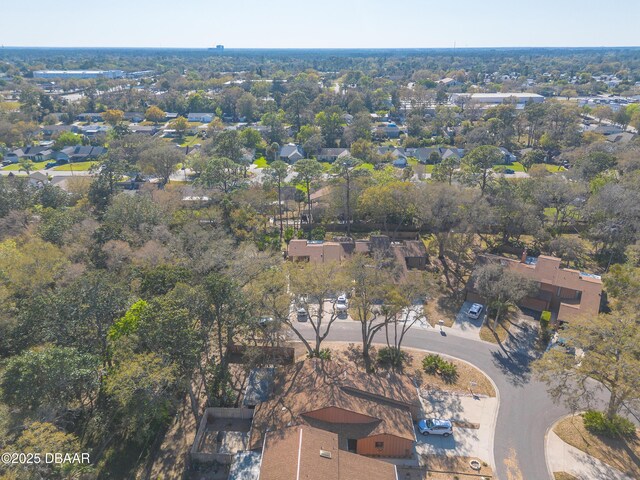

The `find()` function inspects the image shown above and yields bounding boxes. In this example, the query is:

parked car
[467,303,483,319]
[418,419,453,436]
[504,168,515,174]
[45,161,57,169]
[258,316,274,328]
[336,294,348,313]
[297,308,307,322]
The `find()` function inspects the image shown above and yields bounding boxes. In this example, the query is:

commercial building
[451,92,544,108]
[33,70,125,79]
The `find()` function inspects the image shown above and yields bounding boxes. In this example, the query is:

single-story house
[58,145,108,162]
[4,146,54,164]
[279,143,305,163]
[317,148,350,163]
[187,113,214,123]
[248,359,420,458]
[76,113,104,122]
[259,425,398,480]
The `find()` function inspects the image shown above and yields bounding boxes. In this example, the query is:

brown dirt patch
[553,415,640,478]
[318,342,496,398]
[553,473,578,480]
[424,292,464,328]
[421,454,493,477]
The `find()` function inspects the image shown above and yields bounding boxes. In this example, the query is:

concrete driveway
[450,301,485,339]
[415,389,497,466]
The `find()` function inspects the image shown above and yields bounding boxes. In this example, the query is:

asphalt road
[294,320,607,480]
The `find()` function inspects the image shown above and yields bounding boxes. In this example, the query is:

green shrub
[439,362,459,383]
[377,347,407,369]
[309,226,326,241]
[308,348,332,360]
[422,354,458,383]
[583,410,637,439]
[422,354,443,374]
[540,310,551,330]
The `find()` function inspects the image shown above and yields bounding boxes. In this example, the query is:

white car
[336,294,348,312]
[418,419,453,436]
[467,303,483,319]
[296,308,308,322]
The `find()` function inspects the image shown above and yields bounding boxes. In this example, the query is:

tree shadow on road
[491,321,541,387]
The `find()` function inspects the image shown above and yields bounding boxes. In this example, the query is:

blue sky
[2,0,639,48]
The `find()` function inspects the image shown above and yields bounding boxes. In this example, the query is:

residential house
[467,253,603,323]
[279,143,305,163]
[373,122,403,139]
[248,359,420,458]
[41,124,78,139]
[129,125,160,136]
[317,148,350,163]
[259,425,398,480]
[58,146,108,162]
[78,125,109,138]
[499,147,517,163]
[76,113,104,123]
[287,235,429,272]
[187,112,214,123]
[4,146,54,164]
[437,77,460,87]
[123,112,145,123]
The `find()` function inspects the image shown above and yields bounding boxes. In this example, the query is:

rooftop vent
[319,450,332,459]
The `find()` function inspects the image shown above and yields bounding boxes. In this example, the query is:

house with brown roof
[287,235,429,271]
[259,425,397,480]
[468,253,603,323]
[248,359,420,459]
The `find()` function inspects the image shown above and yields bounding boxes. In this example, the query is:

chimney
[521,248,528,263]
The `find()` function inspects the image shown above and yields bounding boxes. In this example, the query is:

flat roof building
[33,70,125,79]
[452,92,544,108]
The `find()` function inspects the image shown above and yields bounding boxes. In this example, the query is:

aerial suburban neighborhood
[1,4,640,480]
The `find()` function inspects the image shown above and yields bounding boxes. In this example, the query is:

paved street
[293,319,608,480]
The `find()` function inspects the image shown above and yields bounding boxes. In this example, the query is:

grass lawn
[178,135,201,148]
[424,164,435,173]
[356,162,375,171]
[554,415,640,478]
[542,163,567,173]
[407,157,419,167]
[3,161,49,171]
[253,157,268,168]
[52,161,98,171]
[493,161,526,172]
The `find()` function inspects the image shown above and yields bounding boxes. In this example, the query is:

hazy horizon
[2,0,640,49]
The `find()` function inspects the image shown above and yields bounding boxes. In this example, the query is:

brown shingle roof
[249,359,418,450]
[259,425,397,480]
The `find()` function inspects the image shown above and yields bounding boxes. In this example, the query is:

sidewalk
[546,429,635,480]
